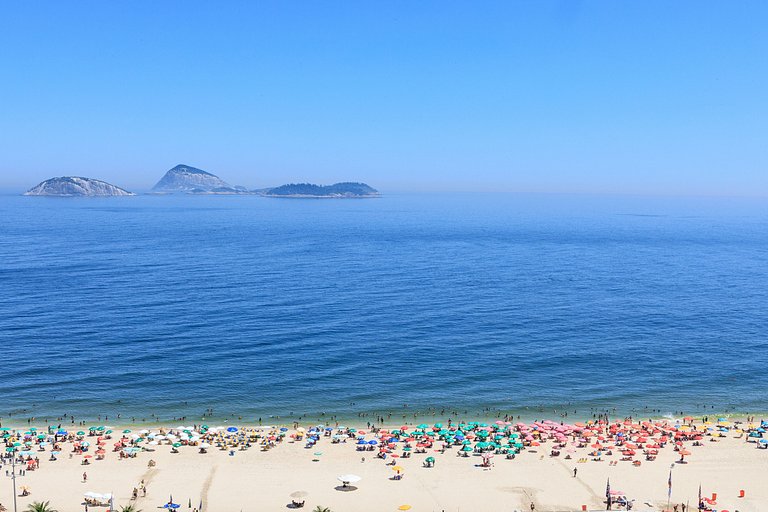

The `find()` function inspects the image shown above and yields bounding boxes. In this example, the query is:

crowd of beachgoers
[0,416,766,511]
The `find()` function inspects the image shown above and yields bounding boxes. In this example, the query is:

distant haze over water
[1,193,766,425]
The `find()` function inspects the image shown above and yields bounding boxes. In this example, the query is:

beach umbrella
[391,466,404,472]
[337,474,362,485]
[123,429,131,434]
[398,506,412,511]
[425,456,435,463]
[77,431,86,436]
[226,427,238,433]
[290,491,309,499]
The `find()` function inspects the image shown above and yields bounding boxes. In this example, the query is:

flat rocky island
[24,176,135,196]
[260,182,379,198]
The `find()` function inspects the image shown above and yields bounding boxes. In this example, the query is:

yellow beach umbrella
[392,465,404,472]
[398,506,412,511]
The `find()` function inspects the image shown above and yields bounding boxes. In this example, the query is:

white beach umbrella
[337,474,362,484]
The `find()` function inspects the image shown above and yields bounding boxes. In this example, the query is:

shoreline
[2,411,765,432]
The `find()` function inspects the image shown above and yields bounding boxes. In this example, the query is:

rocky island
[260,182,379,198]
[152,164,248,194]
[24,177,135,197]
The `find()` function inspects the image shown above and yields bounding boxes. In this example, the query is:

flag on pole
[668,470,673,498]
[698,483,702,508]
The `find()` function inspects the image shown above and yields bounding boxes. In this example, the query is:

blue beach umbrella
[226,427,238,433]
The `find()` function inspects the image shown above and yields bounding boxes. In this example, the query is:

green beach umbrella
[12,442,22,447]
[97,426,105,431]
[403,446,412,451]
[76,431,85,436]
[29,427,37,431]
[172,442,182,448]
[425,456,435,462]
[417,424,428,430]
[434,423,443,428]
[313,451,323,456]
[105,430,113,434]
[37,434,46,439]
[5,447,15,453]
[461,445,473,452]
[123,429,131,434]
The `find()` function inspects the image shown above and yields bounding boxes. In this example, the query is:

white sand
[1,427,766,512]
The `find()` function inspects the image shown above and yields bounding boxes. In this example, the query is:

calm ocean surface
[1,193,766,425]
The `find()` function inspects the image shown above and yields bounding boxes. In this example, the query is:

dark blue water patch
[0,193,767,425]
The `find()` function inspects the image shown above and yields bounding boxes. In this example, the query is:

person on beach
[82,471,87,482]
[573,467,577,477]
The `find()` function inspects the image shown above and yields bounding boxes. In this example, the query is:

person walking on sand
[573,467,577,477]
[82,471,87,482]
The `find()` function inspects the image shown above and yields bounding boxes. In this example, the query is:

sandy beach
[1,419,766,512]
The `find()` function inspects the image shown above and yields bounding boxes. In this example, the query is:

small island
[260,182,379,198]
[24,177,135,197]
[152,164,249,194]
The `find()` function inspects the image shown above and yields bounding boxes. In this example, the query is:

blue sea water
[0,193,766,426]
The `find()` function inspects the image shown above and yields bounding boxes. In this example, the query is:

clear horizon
[1,1,766,196]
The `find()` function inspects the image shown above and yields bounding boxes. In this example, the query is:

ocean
[1,193,766,426]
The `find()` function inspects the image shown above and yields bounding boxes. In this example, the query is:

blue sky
[0,1,766,194]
